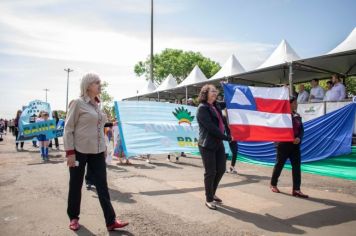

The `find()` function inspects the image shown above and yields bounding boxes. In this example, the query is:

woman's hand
[293,137,301,145]
[67,154,76,167]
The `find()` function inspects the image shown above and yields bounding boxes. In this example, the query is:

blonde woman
[64,73,128,231]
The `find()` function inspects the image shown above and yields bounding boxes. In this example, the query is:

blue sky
[0,0,355,118]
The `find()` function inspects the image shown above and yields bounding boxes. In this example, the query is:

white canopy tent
[176,65,208,103]
[137,79,157,97]
[123,28,356,101]
[258,39,300,69]
[154,74,178,100]
[210,54,246,81]
[328,27,356,54]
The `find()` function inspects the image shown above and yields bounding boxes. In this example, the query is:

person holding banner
[64,73,128,231]
[270,96,308,198]
[197,84,232,210]
[36,111,50,161]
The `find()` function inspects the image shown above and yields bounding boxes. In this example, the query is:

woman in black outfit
[270,96,308,198]
[49,110,60,150]
[196,84,232,210]
[14,110,24,150]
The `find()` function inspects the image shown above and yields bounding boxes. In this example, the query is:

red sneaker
[270,185,280,193]
[69,219,80,231]
[107,219,129,231]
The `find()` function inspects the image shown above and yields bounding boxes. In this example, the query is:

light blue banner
[115,101,231,157]
[115,101,199,157]
[18,100,63,141]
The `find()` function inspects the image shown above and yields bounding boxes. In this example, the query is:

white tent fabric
[155,74,178,92]
[328,27,356,54]
[177,65,208,87]
[258,39,300,69]
[138,79,157,96]
[210,54,246,80]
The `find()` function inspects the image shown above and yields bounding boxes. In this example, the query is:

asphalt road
[1,134,356,236]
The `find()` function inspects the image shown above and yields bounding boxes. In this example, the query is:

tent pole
[185,86,188,105]
[288,62,293,96]
[158,92,160,102]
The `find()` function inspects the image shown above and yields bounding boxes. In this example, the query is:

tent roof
[155,74,177,92]
[258,39,300,69]
[228,49,356,85]
[177,65,208,87]
[137,79,157,96]
[328,27,356,54]
[210,54,246,81]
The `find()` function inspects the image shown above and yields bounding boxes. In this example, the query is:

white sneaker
[230,166,237,174]
[146,159,151,163]
[205,201,217,210]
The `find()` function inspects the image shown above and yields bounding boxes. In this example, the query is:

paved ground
[0,134,356,236]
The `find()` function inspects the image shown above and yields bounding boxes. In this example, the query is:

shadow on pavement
[218,205,305,234]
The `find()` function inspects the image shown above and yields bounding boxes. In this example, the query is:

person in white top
[329,74,346,101]
[309,79,325,102]
[297,84,309,103]
[323,81,333,101]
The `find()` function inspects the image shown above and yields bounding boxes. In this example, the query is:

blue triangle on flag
[223,84,257,111]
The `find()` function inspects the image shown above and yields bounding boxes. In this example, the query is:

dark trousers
[85,166,93,185]
[48,138,59,148]
[229,141,238,167]
[14,129,24,148]
[271,143,301,190]
[67,151,116,226]
[199,143,226,202]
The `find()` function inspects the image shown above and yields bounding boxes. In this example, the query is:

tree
[100,81,115,120]
[345,76,356,97]
[134,48,221,84]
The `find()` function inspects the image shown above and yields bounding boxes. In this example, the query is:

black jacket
[196,102,231,150]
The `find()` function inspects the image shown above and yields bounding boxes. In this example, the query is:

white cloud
[0,1,276,119]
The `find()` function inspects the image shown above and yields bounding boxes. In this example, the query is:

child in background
[36,111,50,161]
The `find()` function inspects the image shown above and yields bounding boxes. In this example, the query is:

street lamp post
[150,0,154,83]
[43,88,49,102]
[64,68,74,114]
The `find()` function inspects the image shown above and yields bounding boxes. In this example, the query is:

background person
[329,74,346,101]
[323,81,333,101]
[14,110,24,150]
[309,79,325,102]
[297,84,309,103]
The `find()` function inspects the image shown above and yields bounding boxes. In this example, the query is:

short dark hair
[311,79,319,83]
[198,84,215,103]
[326,80,333,85]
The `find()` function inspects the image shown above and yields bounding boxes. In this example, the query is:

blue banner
[238,103,356,163]
[17,100,63,141]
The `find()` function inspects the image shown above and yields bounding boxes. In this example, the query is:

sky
[0,0,355,119]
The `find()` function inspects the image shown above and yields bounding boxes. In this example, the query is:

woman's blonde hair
[80,73,100,97]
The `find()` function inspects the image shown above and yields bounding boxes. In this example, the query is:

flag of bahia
[223,83,294,142]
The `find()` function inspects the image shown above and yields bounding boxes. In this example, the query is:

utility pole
[43,88,49,102]
[64,68,74,114]
[150,0,154,83]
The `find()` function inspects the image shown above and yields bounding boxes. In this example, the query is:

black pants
[229,141,238,167]
[85,166,93,185]
[199,143,226,202]
[67,151,116,226]
[14,129,24,148]
[48,138,59,148]
[271,143,301,190]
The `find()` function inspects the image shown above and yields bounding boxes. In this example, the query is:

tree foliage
[100,81,115,120]
[134,48,221,84]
